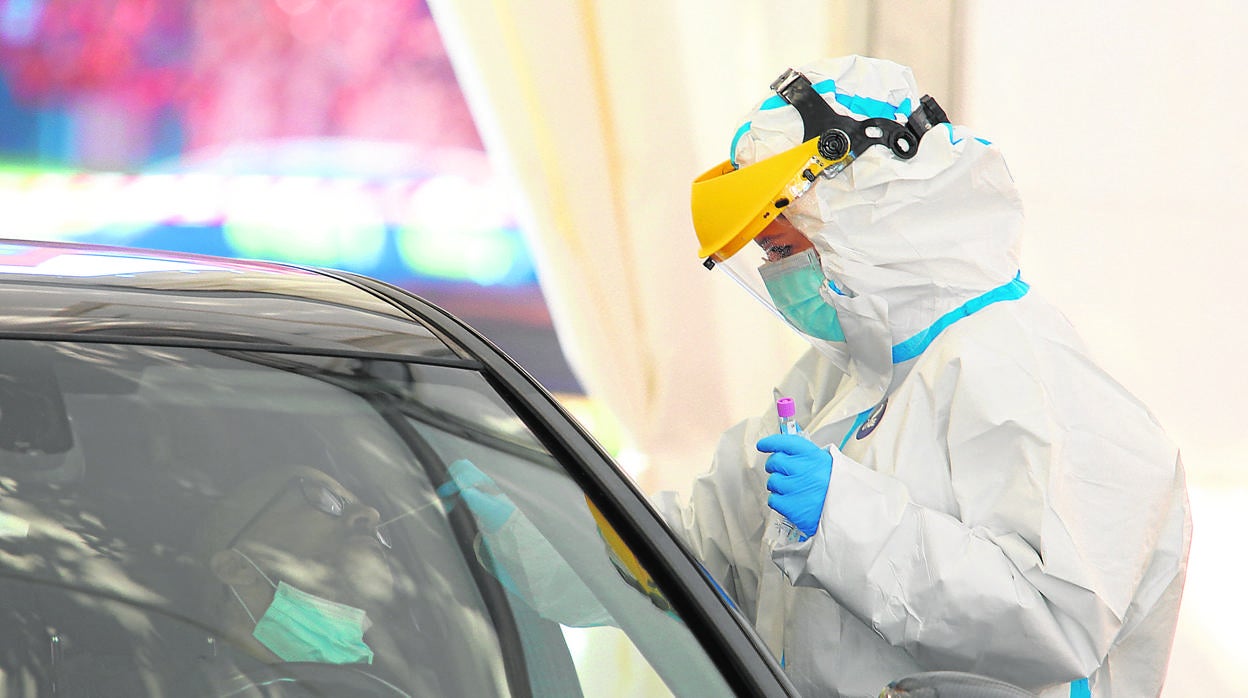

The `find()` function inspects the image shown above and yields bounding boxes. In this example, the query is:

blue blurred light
[0,0,43,44]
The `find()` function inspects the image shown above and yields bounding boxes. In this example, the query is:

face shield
[690,68,949,341]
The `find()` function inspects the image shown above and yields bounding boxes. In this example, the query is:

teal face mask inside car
[229,549,375,665]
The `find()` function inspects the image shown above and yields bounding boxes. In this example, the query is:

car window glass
[0,340,735,697]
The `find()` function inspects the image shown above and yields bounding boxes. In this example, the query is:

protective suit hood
[732,56,1027,417]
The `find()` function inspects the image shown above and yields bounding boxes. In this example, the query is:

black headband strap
[769,69,950,162]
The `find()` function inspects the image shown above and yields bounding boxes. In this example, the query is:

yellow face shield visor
[690,133,851,266]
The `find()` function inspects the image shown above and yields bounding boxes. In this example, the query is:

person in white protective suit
[658,55,1192,698]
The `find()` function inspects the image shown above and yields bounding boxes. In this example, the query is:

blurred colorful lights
[0,167,536,287]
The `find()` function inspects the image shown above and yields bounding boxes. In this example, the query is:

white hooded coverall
[657,56,1191,698]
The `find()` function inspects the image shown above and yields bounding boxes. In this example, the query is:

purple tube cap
[776,397,796,418]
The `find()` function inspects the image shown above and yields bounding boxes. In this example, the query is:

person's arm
[771,342,1187,691]
[439,460,612,627]
[653,347,848,619]
[653,415,773,613]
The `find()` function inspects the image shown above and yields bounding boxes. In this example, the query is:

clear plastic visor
[714,214,820,323]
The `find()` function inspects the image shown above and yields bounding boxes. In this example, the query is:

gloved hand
[436,459,516,533]
[757,434,834,538]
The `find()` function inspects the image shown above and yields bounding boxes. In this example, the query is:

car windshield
[0,339,734,697]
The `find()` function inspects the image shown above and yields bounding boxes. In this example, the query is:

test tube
[768,397,803,545]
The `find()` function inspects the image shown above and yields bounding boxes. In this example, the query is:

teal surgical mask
[229,549,375,665]
[759,248,846,342]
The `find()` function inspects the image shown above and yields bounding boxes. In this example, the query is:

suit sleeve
[653,414,774,618]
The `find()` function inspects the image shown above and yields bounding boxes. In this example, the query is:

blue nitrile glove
[436,459,516,533]
[757,434,834,538]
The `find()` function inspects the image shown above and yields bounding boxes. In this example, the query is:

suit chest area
[818,381,957,513]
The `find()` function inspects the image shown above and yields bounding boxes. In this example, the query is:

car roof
[0,238,469,362]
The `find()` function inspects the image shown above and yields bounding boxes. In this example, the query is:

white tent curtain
[426,0,961,496]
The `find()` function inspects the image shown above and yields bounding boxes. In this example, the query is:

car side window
[0,341,736,697]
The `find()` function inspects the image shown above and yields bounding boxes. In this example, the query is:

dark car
[0,239,1034,698]
[0,238,796,697]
